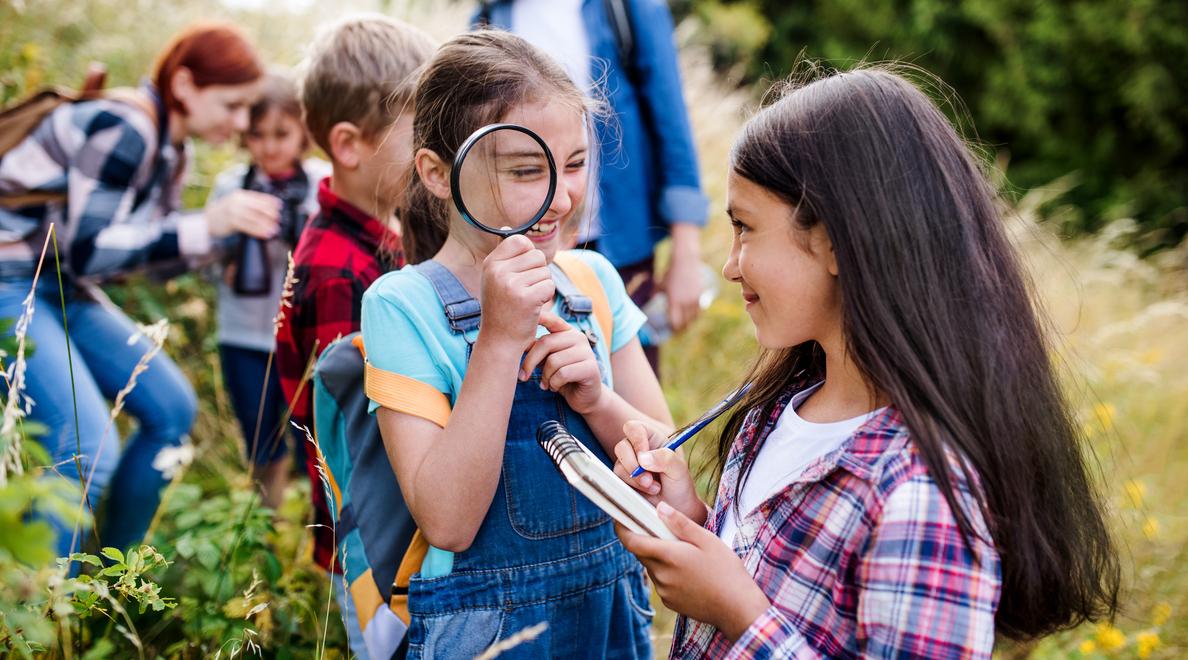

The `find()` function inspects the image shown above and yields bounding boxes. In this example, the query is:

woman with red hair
[0,23,274,557]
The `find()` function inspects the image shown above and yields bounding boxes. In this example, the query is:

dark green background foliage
[678,0,1188,248]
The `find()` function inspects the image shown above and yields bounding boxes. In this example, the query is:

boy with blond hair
[274,15,434,657]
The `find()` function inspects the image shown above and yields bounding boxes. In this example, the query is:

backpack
[310,253,614,659]
[0,64,157,209]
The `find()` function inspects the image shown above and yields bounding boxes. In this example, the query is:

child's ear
[328,121,363,170]
[810,223,839,276]
[414,147,451,200]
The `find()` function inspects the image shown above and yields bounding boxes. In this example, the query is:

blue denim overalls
[404,260,654,660]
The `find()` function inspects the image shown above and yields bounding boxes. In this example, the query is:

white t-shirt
[718,384,885,545]
[511,0,591,93]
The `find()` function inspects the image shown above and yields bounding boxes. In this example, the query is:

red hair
[153,22,263,114]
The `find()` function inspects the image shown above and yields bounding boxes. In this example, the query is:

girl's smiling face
[723,172,842,350]
[452,99,590,262]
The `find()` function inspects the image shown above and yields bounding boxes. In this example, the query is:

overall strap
[548,262,594,322]
[411,260,482,335]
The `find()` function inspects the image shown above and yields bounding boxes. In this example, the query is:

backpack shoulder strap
[552,251,614,349]
[355,312,452,429]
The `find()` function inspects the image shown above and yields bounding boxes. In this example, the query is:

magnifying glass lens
[454,125,555,236]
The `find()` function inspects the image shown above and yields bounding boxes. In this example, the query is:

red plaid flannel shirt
[672,383,1001,658]
[275,177,402,572]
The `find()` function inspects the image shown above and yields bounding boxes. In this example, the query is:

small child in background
[206,72,329,510]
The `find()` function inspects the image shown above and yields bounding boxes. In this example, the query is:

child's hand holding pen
[612,421,708,525]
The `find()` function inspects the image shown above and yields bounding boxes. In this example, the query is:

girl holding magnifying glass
[360,31,671,658]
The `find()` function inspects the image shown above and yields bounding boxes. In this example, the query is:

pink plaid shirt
[671,384,1001,658]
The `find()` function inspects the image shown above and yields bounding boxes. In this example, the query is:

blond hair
[298,14,436,154]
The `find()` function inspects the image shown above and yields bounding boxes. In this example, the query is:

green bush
[693,0,1188,248]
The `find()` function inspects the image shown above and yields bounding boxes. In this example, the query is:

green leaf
[68,552,103,567]
[2,519,56,565]
[264,552,282,583]
[99,546,124,563]
[195,539,220,570]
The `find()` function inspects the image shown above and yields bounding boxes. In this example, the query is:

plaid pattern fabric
[672,384,1001,659]
[0,84,189,279]
[275,177,401,571]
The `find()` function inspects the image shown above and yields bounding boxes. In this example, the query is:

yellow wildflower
[1152,602,1172,626]
[1142,517,1160,540]
[1094,622,1126,651]
[1135,631,1159,658]
[1123,480,1145,508]
[1078,639,1097,654]
[1139,348,1162,365]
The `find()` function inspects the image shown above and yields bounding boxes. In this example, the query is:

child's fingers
[541,344,592,387]
[623,420,657,454]
[519,332,568,379]
[490,234,535,259]
[657,501,714,548]
[525,279,556,308]
[537,310,572,334]
[545,360,597,394]
[636,447,688,483]
[613,521,673,563]
[613,440,656,492]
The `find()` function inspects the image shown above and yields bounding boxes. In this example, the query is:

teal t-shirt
[360,249,646,577]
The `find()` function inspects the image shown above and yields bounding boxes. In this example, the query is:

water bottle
[639,263,718,346]
[232,235,271,296]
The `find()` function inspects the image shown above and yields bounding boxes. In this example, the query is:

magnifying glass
[450,123,558,237]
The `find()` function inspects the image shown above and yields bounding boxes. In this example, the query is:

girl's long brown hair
[719,65,1119,640]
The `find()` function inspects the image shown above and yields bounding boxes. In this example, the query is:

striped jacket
[672,384,1002,658]
[0,84,203,281]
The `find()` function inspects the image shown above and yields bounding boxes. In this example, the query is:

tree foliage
[687,0,1188,247]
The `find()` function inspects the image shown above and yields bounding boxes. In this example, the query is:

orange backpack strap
[355,335,452,429]
[552,251,614,349]
[388,530,430,624]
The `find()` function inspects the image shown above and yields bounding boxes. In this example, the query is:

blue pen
[630,383,753,478]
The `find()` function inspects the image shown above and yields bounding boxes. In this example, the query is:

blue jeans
[0,278,197,557]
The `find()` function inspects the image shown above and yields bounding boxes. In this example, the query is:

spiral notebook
[537,421,676,541]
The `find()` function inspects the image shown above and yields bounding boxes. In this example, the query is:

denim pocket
[624,571,656,625]
[417,608,505,660]
[502,394,609,539]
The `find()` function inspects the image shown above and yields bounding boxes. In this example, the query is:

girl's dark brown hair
[719,65,1119,639]
[401,29,598,264]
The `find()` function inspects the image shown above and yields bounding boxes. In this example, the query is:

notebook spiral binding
[537,420,585,469]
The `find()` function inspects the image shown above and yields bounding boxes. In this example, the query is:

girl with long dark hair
[613,67,1119,657]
